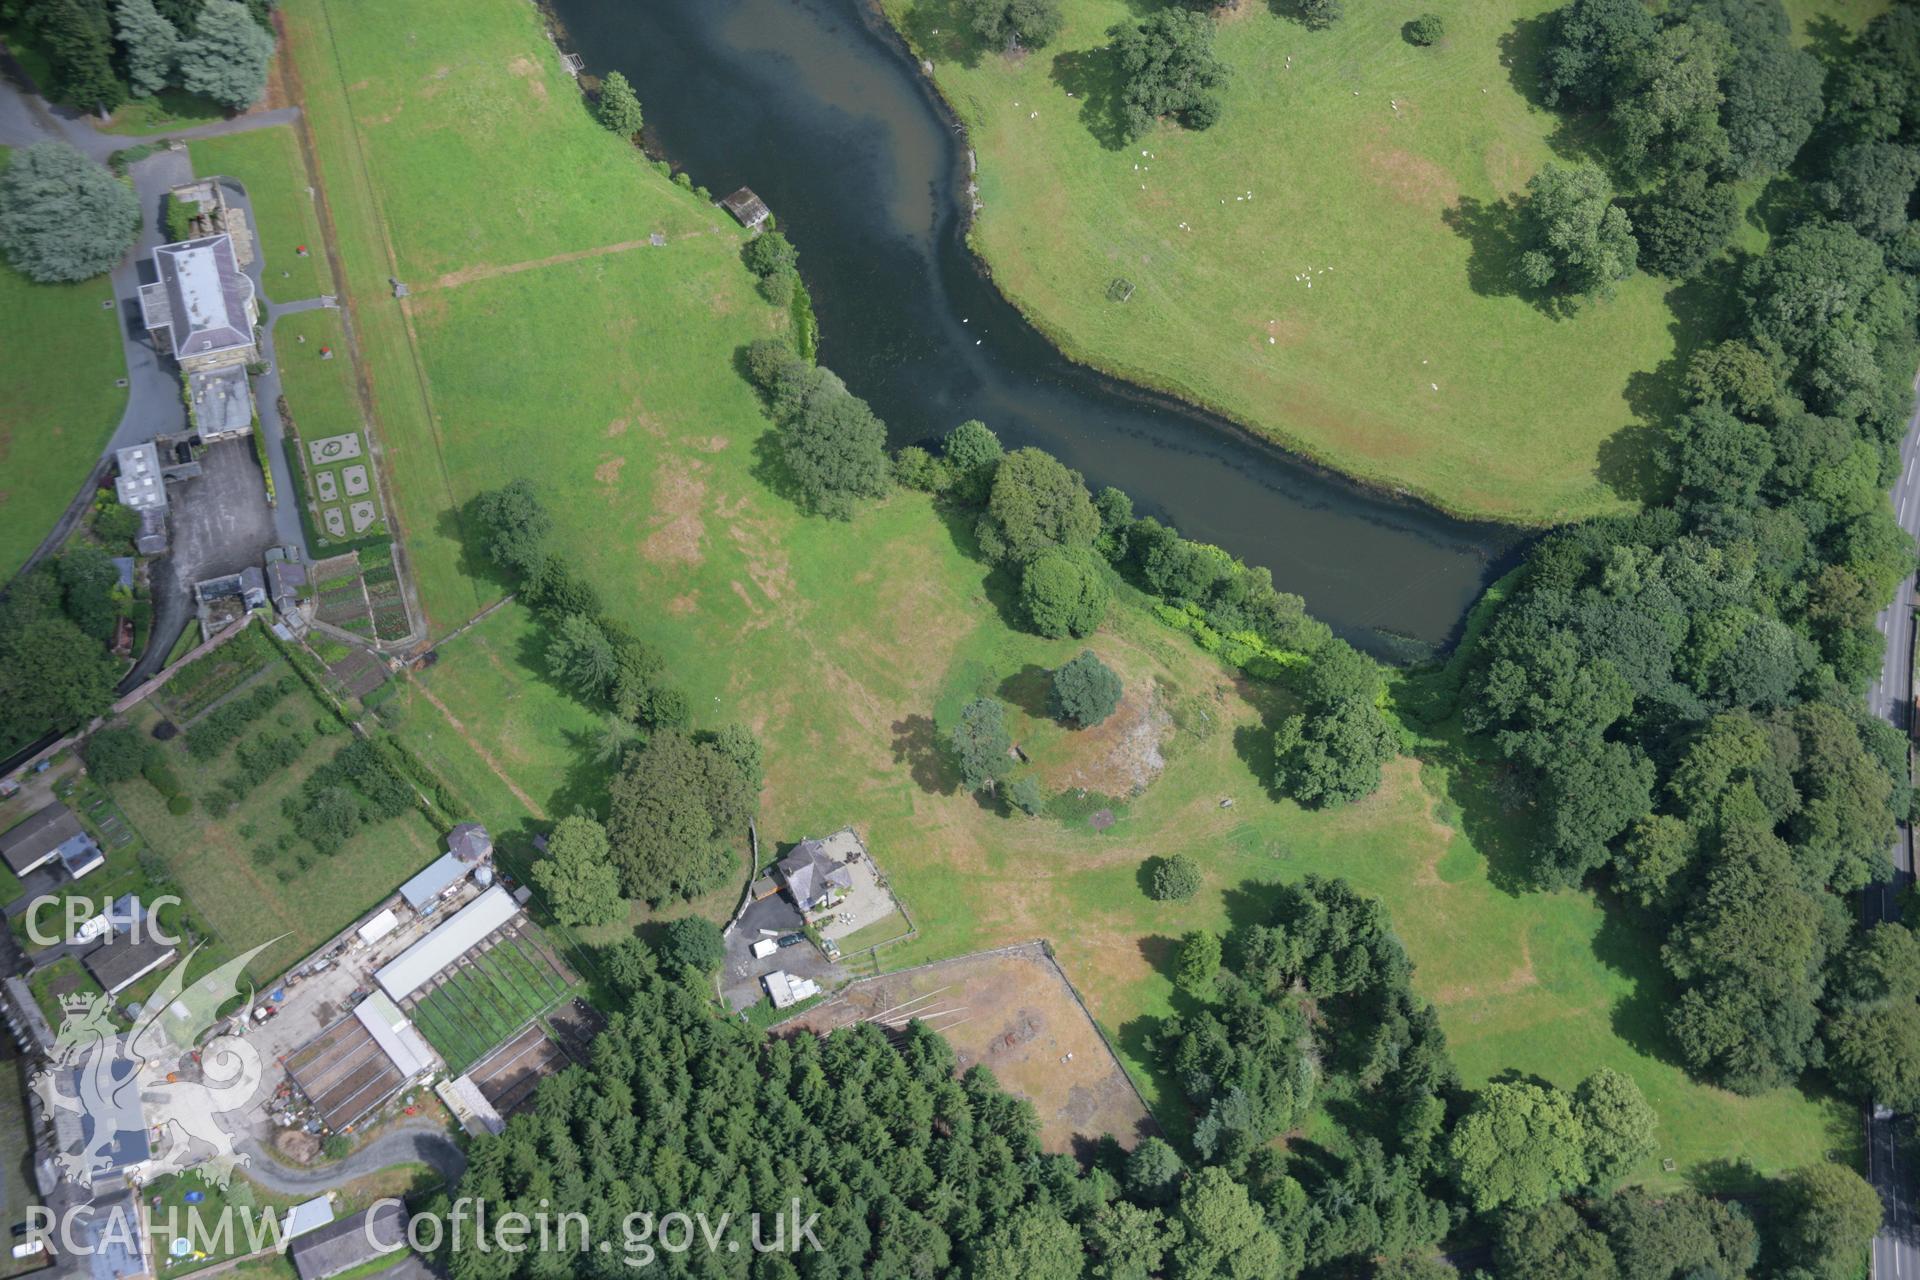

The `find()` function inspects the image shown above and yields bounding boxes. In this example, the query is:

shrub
[1405,12,1444,43]
[84,726,145,783]
[93,503,141,548]
[656,917,726,973]
[1149,853,1201,901]
[1051,650,1124,727]
[167,794,193,816]
[1007,776,1046,816]
[141,747,182,799]
[742,231,798,279]
[597,71,644,137]
[164,193,195,242]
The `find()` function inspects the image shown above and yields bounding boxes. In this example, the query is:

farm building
[446,823,493,862]
[49,1060,149,1182]
[397,853,468,912]
[375,886,521,1001]
[290,1202,408,1280]
[284,991,438,1130]
[355,908,400,948]
[719,187,771,229]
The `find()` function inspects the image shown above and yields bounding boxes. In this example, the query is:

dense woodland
[1460,0,1920,1115]
[2,0,276,114]
[442,880,1874,1278]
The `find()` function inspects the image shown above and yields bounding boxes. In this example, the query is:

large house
[774,833,858,913]
[138,234,259,375]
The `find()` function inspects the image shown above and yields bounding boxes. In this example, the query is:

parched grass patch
[0,147,127,579]
[190,125,334,300]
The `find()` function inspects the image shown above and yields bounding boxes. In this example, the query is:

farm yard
[404,927,578,1074]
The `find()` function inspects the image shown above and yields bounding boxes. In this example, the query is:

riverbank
[877,0,1688,526]
[279,0,1844,1187]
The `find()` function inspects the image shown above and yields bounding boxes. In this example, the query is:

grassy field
[280,0,1848,1188]
[106,668,447,980]
[0,149,127,579]
[190,125,335,300]
[876,0,1875,524]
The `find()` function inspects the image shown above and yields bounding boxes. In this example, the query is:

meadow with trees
[276,0,1895,1273]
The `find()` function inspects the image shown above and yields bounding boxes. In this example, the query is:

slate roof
[775,838,854,908]
[189,364,254,436]
[291,1201,409,1280]
[0,802,84,876]
[141,234,256,360]
[114,442,167,511]
[83,933,176,995]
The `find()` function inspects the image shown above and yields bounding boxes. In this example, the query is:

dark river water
[547,0,1528,657]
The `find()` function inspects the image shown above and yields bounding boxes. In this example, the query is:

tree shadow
[1800,13,1857,68]
[1403,718,1544,895]
[1588,896,1688,1068]
[997,663,1054,720]
[1050,45,1131,152]
[748,430,809,515]
[1232,721,1284,804]
[1497,15,1554,111]
[1744,174,1806,240]
[1440,195,1529,304]
[1220,880,1289,938]
[1600,264,1744,506]
[891,713,957,795]
[443,498,512,596]
[893,0,988,69]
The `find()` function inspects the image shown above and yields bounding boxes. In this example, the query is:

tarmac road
[1866,376,1920,1280]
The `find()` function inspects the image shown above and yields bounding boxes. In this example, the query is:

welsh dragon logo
[32,938,283,1190]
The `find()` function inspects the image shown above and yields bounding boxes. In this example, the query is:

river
[544,0,1527,658]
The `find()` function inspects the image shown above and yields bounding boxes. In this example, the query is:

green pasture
[880,0,1881,523]
[191,125,334,300]
[0,147,126,580]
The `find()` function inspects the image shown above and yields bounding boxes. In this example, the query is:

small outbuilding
[719,187,771,230]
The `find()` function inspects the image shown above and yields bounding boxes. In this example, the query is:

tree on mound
[175,0,273,110]
[1051,649,1122,727]
[1514,161,1638,306]
[1108,9,1229,142]
[964,0,1064,50]
[596,70,644,137]
[0,142,138,283]
[530,814,624,927]
[1020,546,1110,638]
